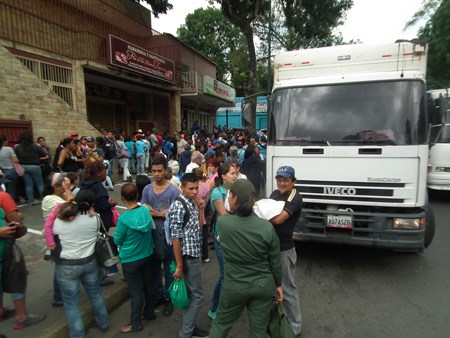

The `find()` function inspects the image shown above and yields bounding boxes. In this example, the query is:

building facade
[0,0,235,148]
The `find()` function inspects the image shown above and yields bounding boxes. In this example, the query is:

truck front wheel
[424,207,435,248]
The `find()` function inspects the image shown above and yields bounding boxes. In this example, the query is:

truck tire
[424,207,435,248]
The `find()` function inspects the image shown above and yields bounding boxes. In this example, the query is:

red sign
[109,35,175,84]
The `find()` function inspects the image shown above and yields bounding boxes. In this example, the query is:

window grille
[17,57,74,108]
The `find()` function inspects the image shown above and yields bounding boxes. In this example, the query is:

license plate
[327,215,352,228]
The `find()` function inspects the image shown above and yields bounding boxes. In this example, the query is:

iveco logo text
[367,177,401,183]
[323,187,356,195]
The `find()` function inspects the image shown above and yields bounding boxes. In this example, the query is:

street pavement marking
[27,228,43,235]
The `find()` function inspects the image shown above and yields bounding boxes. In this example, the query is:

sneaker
[208,309,217,320]
[192,327,209,338]
[12,313,46,330]
[163,300,173,317]
[52,300,64,307]
[203,258,210,263]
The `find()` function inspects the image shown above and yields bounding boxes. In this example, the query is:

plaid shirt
[168,194,202,257]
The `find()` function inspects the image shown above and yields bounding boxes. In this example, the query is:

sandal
[120,324,143,333]
[0,308,15,322]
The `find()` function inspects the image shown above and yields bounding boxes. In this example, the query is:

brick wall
[0,43,99,151]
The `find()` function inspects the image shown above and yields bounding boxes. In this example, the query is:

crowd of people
[0,122,303,338]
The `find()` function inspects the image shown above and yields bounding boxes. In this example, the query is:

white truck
[267,41,435,251]
[427,89,450,190]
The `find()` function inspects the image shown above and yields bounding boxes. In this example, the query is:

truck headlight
[393,218,424,229]
[435,166,450,172]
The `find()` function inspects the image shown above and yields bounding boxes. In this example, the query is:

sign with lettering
[109,35,175,84]
[203,75,236,103]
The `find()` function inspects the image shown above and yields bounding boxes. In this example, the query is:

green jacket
[218,213,282,289]
[113,205,153,264]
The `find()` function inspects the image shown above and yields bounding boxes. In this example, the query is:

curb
[36,280,129,338]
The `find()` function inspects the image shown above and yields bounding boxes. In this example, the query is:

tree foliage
[176,7,248,95]
[131,0,173,17]
[416,0,450,88]
[205,0,353,130]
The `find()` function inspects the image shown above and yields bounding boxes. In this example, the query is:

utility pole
[267,0,272,92]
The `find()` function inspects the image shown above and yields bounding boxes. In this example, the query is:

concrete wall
[0,42,98,150]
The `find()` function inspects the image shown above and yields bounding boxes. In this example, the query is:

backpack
[164,197,191,245]
[204,188,226,231]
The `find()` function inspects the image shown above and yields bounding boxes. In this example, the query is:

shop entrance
[87,101,127,133]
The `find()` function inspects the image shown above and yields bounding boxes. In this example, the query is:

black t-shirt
[15,143,46,165]
[269,188,303,251]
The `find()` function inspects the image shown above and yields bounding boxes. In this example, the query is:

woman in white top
[41,172,73,307]
[53,190,109,337]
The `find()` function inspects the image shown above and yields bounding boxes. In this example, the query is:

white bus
[267,42,435,251]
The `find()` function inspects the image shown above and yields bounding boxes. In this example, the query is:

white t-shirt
[0,146,16,170]
[53,214,98,260]
[42,194,65,220]
[185,162,199,174]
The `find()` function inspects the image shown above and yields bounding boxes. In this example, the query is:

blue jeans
[3,168,18,199]
[21,164,44,203]
[180,256,203,338]
[122,256,158,329]
[210,238,224,312]
[107,158,114,179]
[55,259,108,338]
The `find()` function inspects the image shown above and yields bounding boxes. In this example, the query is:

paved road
[4,186,450,337]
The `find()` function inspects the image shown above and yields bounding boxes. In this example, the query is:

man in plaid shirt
[168,173,208,338]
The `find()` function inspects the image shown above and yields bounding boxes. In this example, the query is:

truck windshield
[269,81,427,145]
[430,125,450,143]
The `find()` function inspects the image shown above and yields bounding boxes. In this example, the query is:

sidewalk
[0,257,129,338]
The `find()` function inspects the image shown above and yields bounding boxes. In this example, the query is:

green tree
[420,0,450,88]
[257,0,352,52]
[176,7,248,95]
[131,0,173,17]
[209,0,353,131]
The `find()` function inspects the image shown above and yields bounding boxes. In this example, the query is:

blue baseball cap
[275,166,296,179]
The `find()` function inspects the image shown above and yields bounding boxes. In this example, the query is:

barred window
[17,57,74,108]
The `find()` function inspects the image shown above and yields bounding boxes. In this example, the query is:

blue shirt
[141,183,180,228]
[135,140,148,155]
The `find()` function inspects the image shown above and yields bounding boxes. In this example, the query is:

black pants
[122,255,158,329]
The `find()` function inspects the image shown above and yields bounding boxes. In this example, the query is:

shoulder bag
[12,160,24,177]
[95,215,120,267]
[2,238,27,293]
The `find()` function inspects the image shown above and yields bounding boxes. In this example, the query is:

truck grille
[296,180,406,204]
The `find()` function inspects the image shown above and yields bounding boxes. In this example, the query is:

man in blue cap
[269,165,303,337]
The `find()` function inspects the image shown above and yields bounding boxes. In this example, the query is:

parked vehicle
[427,89,450,190]
[267,41,434,251]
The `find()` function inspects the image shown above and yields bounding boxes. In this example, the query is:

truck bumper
[294,208,426,250]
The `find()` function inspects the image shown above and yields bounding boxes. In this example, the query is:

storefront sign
[256,96,268,112]
[109,35,174,84]
[203,75,236,103]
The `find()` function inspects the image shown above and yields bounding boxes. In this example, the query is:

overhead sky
[150,0,426,44]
